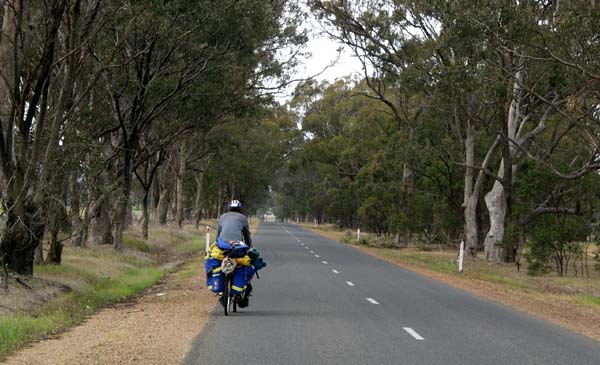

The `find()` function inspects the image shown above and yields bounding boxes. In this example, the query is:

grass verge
[0,222,217,360]
[0,267,163,356]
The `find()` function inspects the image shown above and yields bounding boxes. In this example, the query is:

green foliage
[525,215,591,276]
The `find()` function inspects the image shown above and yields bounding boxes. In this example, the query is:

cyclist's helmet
[227,199,242,212]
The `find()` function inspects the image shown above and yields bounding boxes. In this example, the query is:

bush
[525,215,590,276]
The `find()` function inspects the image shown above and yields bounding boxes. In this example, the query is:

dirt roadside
[3,259,216,365]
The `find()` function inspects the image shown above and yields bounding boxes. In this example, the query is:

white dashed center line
[403,327,425,340]
[366,298,379,304]
[322,261,328,264]
[346,281,355,287]
[315,255,320,258]
[332,269,339,274]
[310,250,314,253]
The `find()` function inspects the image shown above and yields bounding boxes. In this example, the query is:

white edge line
[366,298,379,304]
[403,327,424,340]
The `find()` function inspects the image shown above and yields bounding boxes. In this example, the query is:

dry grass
[0,222,215,359]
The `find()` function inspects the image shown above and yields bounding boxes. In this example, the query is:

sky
[299,34,364,83]
[274,13,365,103]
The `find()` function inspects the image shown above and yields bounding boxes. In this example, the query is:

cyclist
[217,199,253,307]
[217,200,252,246]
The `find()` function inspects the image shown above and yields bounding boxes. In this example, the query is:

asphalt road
[184,222,600,365]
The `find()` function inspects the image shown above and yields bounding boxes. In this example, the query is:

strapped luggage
[216,237,250,258]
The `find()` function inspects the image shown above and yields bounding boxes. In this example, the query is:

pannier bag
[205,257,224,293]
[247,248,266,270]
[231,266,256,295]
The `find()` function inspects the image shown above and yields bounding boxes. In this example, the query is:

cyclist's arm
[242,224,252,246]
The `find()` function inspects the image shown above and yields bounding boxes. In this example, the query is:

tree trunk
[484,179,507,261]
[216,187,223,217]
[158,187,170,225]
[141,189,150,239]
[175,152,186,227]
[463,120,479,256]
[69,173,84,247]
[125,202,133,228]
[193,172,204,229]
[88,196,113,245]
[0,204,45,275]
[113,147,134,250]
[151,175,160,223]
[45,192,66,265]
[0,1,18,134]
[483,61,525,262]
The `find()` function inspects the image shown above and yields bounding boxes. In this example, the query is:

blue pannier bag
[205,258,224,293]
[216,237,250,258]
[231,266,255,295]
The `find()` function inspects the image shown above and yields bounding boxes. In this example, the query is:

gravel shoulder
[4,257,216,365]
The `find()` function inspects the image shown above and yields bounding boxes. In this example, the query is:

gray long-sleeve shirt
[217,212,252,246]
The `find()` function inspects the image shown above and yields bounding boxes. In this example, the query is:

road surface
[184,222,600,365]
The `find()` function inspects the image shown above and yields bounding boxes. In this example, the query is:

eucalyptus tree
[0,0,113,274]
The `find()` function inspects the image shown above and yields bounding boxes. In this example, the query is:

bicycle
[220,256,250,316]
[221,270,237,316]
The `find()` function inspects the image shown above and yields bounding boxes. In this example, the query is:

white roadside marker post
[357,228,361,242]
[205,226,211,255]
[458,240,464,273]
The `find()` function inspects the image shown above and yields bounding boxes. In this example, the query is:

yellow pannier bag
[235,255,251,266]
[209,243,225,261]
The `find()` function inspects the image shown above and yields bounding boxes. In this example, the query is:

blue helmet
[227,200,242,209]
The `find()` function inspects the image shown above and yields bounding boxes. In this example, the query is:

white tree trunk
[484,178,507,261]
[483,61,525,262]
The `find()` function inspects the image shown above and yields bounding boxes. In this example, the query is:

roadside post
[357,228,361,242]
[458,240,464,273]
[205,226,211,255]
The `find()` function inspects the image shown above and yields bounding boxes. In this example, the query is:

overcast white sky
[275,11,365,103]
[299,34,363,83]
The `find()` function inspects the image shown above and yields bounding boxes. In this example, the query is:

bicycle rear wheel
[222,275,230,316]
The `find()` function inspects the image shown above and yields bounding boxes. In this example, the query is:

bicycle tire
[222,274,229,316]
